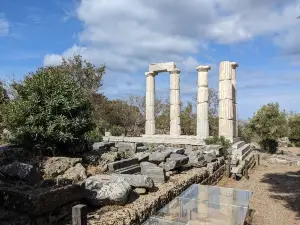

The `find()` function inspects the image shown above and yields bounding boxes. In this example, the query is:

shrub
[248,103,287,153]
[288,114,300,146]
[204,136,231,156]
[259,139,278,154]
[110,125,123,136]
[85,127,103,143]
[5,66,95,155]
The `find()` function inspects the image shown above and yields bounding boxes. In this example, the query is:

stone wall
[88,158,226,225]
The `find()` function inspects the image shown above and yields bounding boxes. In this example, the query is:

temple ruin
[104,60,239,144]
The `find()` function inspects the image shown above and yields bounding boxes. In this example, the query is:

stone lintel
[230,62,239,69]
[149,62,176,72]
[196,65,211,72]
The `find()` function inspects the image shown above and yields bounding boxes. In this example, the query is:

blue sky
[1,0,300,119]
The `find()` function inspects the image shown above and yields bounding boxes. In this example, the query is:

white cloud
[42,0,300,108]
[0,14,9,36]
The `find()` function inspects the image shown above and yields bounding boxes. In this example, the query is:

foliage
[204,136,231,156]
[238,120,254,143]
[110,125,123,136]
[59,55,105,93]
[288,114,300,143]
[0,81,9,143]
[259,139,278,154]
[181,101,196,135]
[4,66,95,155]
[156,98,170,134]
[85,127,103,143]
[247,103,287,152]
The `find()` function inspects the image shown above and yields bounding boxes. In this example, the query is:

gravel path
[220,159,300,225]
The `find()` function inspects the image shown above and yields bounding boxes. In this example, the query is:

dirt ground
[219,148,300,225]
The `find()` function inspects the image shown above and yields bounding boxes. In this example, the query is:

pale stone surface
[196,65,210,140]
[231,62,239,138]
[219,61,234,141]
[149,62,176,72]
[170,69,181,136]
[145,71,157,135]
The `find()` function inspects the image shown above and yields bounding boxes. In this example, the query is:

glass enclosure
[143,184,252,225]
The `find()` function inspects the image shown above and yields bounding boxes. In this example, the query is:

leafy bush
[248,103,287,153]
[5,66,95,155]
[204,136,231,156]
[85,127,103,143]
[288,114,300,146]
[259,139,278,154]
[110,125,123,136]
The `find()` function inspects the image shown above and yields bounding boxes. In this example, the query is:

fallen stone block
[232,143,250,156]
[114,165,141,174]
[112,174,154,189]
[84,177,131,206]
[141,166,166,184]
[0,162,42,185]
[267,157,289,165]
[57,163,87,182]
[101,152,121,162]
[134,152,150,163]
[133,187,147,195]
[136,146,149,153]
[108,158,139,172]
[93,142,114,151]
[0,184,84,216]
[43,157,82,178]
[186,151,204,165]
[165,147,185,155]
[232,141,246,150]
[140,161,157,168]
[162,154,189,171]
[117,142,136,156]
[149,152,170,164]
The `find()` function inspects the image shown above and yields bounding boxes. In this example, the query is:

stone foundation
[88,158,226,225]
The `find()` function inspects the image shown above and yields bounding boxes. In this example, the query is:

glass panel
[143,185,252,225]
[151,197,248,225]
[180,184,252,207]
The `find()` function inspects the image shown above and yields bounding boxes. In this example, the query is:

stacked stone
[218,61,234,142]
[231,62,239,137]
[170,69,181,136]
[196,65,211,140]
[145,71,157,135]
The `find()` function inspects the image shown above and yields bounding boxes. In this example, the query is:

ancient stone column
[231,62,239,138]
[170,69,181,136]
[196,65,211,139]
[145,71,157,135]
[219,61,234,142]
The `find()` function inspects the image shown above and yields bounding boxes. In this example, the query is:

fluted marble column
[145,71,157,135]
[231,62,239,138]
[219,61,234,142]
[170,69,181,136]
[196,65,211,139]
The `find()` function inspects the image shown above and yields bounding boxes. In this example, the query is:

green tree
[0,81,9,141]
[58,55,105,94]
[181,101,196,135]
[5,66,94,155]
[288,113,300,146]
[248,103,287,153]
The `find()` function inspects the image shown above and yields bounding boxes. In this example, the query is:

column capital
[145,71,157,77]
[196,65,211,72]
[230,62,239,69]
[170,69,180,74]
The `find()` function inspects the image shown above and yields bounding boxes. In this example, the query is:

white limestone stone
[219,61,232,81]
[197,87,208,103]
[219,99,233,119]
[231,62,239,137]
[219,61,234,141]
[218,80,233,100]
[196,65,210,140]
[169,69,181,136]
[145,71,156,135]
[149,62,176,72]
